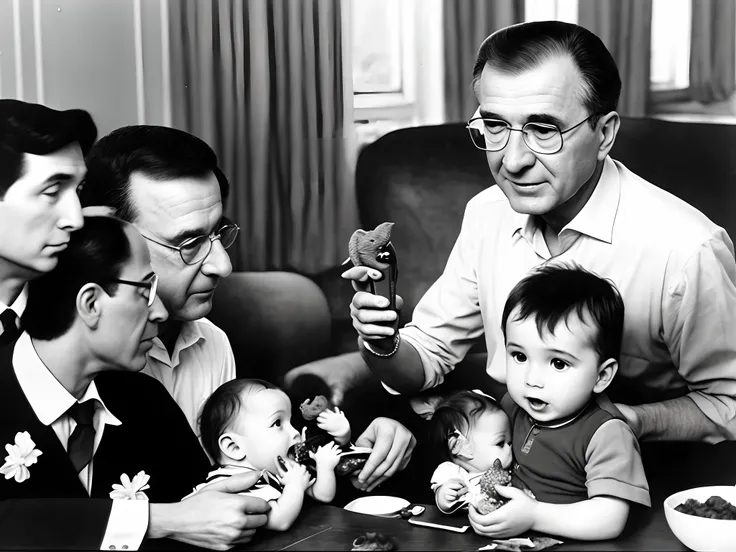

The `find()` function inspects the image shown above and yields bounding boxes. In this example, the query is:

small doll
[288,395,371,478]
[426,389,533,514]
[192,379,353,531]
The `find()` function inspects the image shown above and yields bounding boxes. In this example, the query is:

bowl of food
[663,485,736,551]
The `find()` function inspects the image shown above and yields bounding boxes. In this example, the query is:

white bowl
[663,485,736,552]
[344,495,410,516]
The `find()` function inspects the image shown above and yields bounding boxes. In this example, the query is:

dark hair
[501,264,624,363]
[472,21,621,126]
[199,378,280,464]
[427,390,504,463]
[22,216,131,340]
[0,100,97,197]
[80,125,230,223]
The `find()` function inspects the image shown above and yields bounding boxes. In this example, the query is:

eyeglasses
[111,274,159,307]
[466,114,594,155]
[140,218,240,265]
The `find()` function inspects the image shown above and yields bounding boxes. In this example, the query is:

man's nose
[148,293,169,323]
[58,190,84,231]
[201,239,233,278]
[501,130,536,174]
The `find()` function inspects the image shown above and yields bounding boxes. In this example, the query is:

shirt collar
[510,156,621,245]
[149,320,207,367]
[0,285,28,317]
[13,332,121,427]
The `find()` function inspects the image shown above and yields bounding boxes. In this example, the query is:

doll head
[501,264,623,424]
[427,390,512,473]
[199,378,301,474]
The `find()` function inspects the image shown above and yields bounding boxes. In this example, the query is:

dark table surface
[245,441,735,551]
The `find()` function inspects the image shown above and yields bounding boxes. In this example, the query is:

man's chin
[178,297,214,321]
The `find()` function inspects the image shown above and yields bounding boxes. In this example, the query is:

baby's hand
[442,478,468,504]
[277,457,314,492]
[317,407,351,445]
[309,442,342,471]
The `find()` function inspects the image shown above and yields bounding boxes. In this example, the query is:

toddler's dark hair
[427,390,504,463]
[199,378,279,464]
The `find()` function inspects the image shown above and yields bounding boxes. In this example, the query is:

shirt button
[109,547,116,550]
[123,547,129,550]
[532,428,540,435]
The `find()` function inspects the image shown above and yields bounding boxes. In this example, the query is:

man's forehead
[478,56,585,118]
[128,171,223,232]
[21,143,86,178]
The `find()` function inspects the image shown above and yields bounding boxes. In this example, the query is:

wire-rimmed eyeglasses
[111,273,159,307]
[466,114,594,155]
[141,218,240,265]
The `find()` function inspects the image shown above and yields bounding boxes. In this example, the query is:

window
[348,0,443,145]
[650,0,691,91]
[525,0,578,24]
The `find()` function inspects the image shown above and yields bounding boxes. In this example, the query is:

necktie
[67,400,97,473]
[0,309,21,347]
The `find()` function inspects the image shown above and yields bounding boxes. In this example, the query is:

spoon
[377,504,426,519]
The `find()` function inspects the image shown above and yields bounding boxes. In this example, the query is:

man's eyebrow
[42,173,75,185]
[477,111,566,128]
[525,113,566,128]
[169,217,226,245]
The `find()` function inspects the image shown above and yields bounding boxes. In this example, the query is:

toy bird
[347,222,399,348]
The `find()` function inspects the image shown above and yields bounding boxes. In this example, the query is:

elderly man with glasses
[343,20,736,448]
[80,126,240,436]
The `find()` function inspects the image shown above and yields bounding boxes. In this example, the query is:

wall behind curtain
[169,0,357,273]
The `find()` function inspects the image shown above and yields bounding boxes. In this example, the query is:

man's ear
[596,111,620,162]
[219,432,247,461]
[593,358,618,394]
[77,283,104,329]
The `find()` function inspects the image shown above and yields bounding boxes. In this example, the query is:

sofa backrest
[355,117,736,319]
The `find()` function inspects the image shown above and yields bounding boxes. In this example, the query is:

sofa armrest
[209,271,332,384]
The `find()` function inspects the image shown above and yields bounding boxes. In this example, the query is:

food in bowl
[664,486,736,552]
[676,495,736,520]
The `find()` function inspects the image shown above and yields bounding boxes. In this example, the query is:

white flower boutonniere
[109,470,150,500]
[0,431,43,483]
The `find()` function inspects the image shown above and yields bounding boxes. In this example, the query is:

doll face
[221,388,301,474]
[456,410,513,473]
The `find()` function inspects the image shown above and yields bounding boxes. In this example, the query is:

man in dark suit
[0,215,270,550]
[0,99,95,346]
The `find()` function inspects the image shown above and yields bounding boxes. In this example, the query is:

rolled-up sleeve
[400,201,486,391]
[663,234,736,442]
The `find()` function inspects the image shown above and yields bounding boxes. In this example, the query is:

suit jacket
[0,342,211,549]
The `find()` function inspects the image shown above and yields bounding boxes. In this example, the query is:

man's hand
[342,266,404,342]
[351,417,416,492]
[468,485,537,539]
[149,471,270,550]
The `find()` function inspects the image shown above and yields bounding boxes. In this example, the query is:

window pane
[525,0,578,24]
[650,0,691,89]
[352,0,403,94]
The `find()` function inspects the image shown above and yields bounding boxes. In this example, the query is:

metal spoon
[377,504,426,519]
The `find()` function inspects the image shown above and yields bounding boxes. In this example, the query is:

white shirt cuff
[100,499,149,551]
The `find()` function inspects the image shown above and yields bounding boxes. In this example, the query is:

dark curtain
[169,0,357,273]
[579,0,653,117]
[443,0,525,122]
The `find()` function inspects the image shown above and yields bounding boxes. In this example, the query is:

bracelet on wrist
[363,333,400,357]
